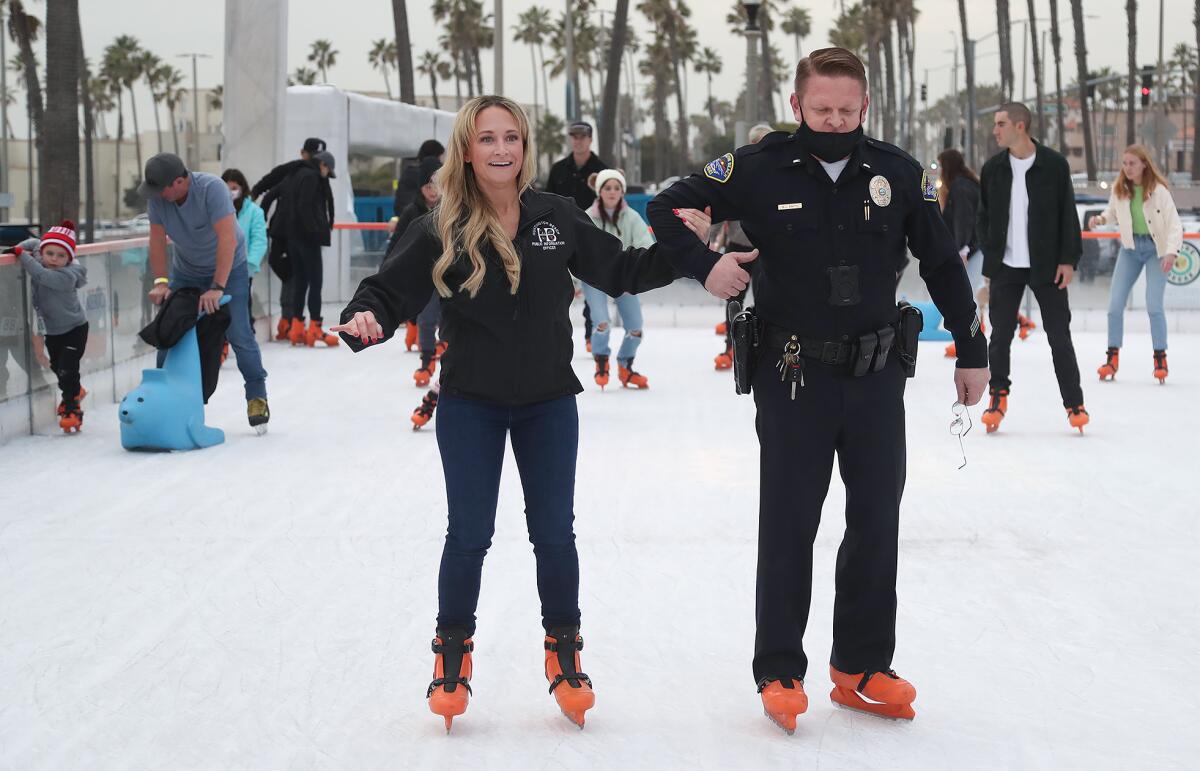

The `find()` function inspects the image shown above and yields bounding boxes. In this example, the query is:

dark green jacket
[976,142,1082,285]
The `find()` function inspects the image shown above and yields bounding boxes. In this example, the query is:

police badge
[704,153,734,184]
[869,175,892,207]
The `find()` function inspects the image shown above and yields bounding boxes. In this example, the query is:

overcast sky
[34,0,1197,143]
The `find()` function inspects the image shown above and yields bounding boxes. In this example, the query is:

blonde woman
[333,95,733,731]
[1088,145,1183,383]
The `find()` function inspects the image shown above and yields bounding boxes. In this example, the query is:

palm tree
[369,38,396,99]
[514,9,545,139]
[1027,0,1045,140]
[780,5,812,62]
[7,1,43,149]
[1070,0,1096,180]
[106,35,144,179]
[956,0,976,163]
[1194,2,1200,178]
[1048,0,1067,151]
[1125,0,1137,146]
[292,66,317,86]
[639,37,673,180]
[140,51,165,153]
[639,0,692,171]
[159,65,184,154]
[392,0,416,103]
[97,56,125,219]
[308,39,337,82]
[1169,43,1197,172]
[207,84,222,112]
[42,0,80,226]
[996,0,1014,99]
[79,32,96,242]
[693,46,722,122]
[536,111,565,171]
[599,0,632,165]
[89,75,115,140]
[416,50,445,110]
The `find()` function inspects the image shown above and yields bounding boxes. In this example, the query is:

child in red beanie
[4,220,89,432]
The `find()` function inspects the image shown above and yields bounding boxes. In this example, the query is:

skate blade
[830,688,915,721]
[253,424,268,436]
[560,708,586,729]
[763,708,797,735]
[443,715,454,733]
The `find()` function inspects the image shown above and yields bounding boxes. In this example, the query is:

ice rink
[2,324,1196,770]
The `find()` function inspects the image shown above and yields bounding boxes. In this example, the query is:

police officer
[646,47,990,730]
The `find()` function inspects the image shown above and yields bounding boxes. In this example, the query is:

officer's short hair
[998,102,1033,133]
[794,47,868,98]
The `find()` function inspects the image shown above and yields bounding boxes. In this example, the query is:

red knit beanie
[41,220,77,261]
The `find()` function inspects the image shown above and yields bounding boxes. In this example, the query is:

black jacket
[648,131,988,368]
[976,142,1082,285]
[138,287,231,403]
[942,176,980,254]
[269,160,334,246]
[257,159,335,246]
[340,189,678,405]
[384,196,431,256]
[546,152,608,210]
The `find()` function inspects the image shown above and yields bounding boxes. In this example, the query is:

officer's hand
[954,367,989,407]
[198,289,223,315]
[704,249,759,300]
[1054,264,1074,288]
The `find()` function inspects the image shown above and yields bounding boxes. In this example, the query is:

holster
[728,300,759,395]
[895,301,923,378]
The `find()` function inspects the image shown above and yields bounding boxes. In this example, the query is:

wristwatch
[210,282,225,292]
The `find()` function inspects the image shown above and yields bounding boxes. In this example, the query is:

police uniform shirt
[646,131,987,369]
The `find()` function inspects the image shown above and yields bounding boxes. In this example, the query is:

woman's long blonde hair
[1113,144,1170,200]
[432,95,538,298]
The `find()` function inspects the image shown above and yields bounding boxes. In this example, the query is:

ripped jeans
[580,283,643,364]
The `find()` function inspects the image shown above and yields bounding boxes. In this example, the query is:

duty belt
[761,324,854,366]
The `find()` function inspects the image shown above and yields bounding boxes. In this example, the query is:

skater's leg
[1106,244,1143,349]
[434,394,509,635]
[830,361,907,674]
[509,395,582,632]
[582,293,593,341]
[986,266,1027,393]
[224,264,269,400]
[613,293,643,364]
[580,283,611,356]
[1030,279,1084,408]
[46,322,88,402]
[417,292,441,355]
[288,236,313,322]
[751,353,838,684]
[1140,237,1169,351]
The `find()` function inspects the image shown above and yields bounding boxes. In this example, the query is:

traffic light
[920,83,927,103]
[1141,66,1154,107]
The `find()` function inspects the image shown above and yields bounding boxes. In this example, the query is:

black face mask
[798,117,864,164]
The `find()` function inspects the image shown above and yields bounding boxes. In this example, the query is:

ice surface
[1,325,1197,770]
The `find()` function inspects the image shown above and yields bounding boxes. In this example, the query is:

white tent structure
[222,0,456,302]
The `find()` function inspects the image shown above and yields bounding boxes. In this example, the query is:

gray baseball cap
[138,153,188,198]
[313,150,337,178]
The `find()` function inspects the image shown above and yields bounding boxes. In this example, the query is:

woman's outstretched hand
[331,310,384,344]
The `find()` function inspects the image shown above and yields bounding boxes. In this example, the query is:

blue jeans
[1107,234,1168,351]
[417,291,441,355]
[168,262,268,400]
[434,393,581,634]
[580,283,643,363]
[964,249,985,296]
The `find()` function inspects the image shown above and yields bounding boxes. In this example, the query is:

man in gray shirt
[141,153,270,430]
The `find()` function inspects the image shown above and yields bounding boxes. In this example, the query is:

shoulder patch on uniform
[704,153,735,184]
[921,170,938,202]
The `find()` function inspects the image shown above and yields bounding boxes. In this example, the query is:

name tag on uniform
[777,202,804,211]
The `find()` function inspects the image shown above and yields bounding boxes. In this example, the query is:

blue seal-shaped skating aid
[912,301,953,341]
[119,297,230,451]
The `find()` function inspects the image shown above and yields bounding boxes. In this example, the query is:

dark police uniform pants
[751,350,907,684]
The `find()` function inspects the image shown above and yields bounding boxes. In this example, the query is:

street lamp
[737,0,762,147]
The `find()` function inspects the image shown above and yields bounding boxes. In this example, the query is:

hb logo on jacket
[532,221,566,250]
